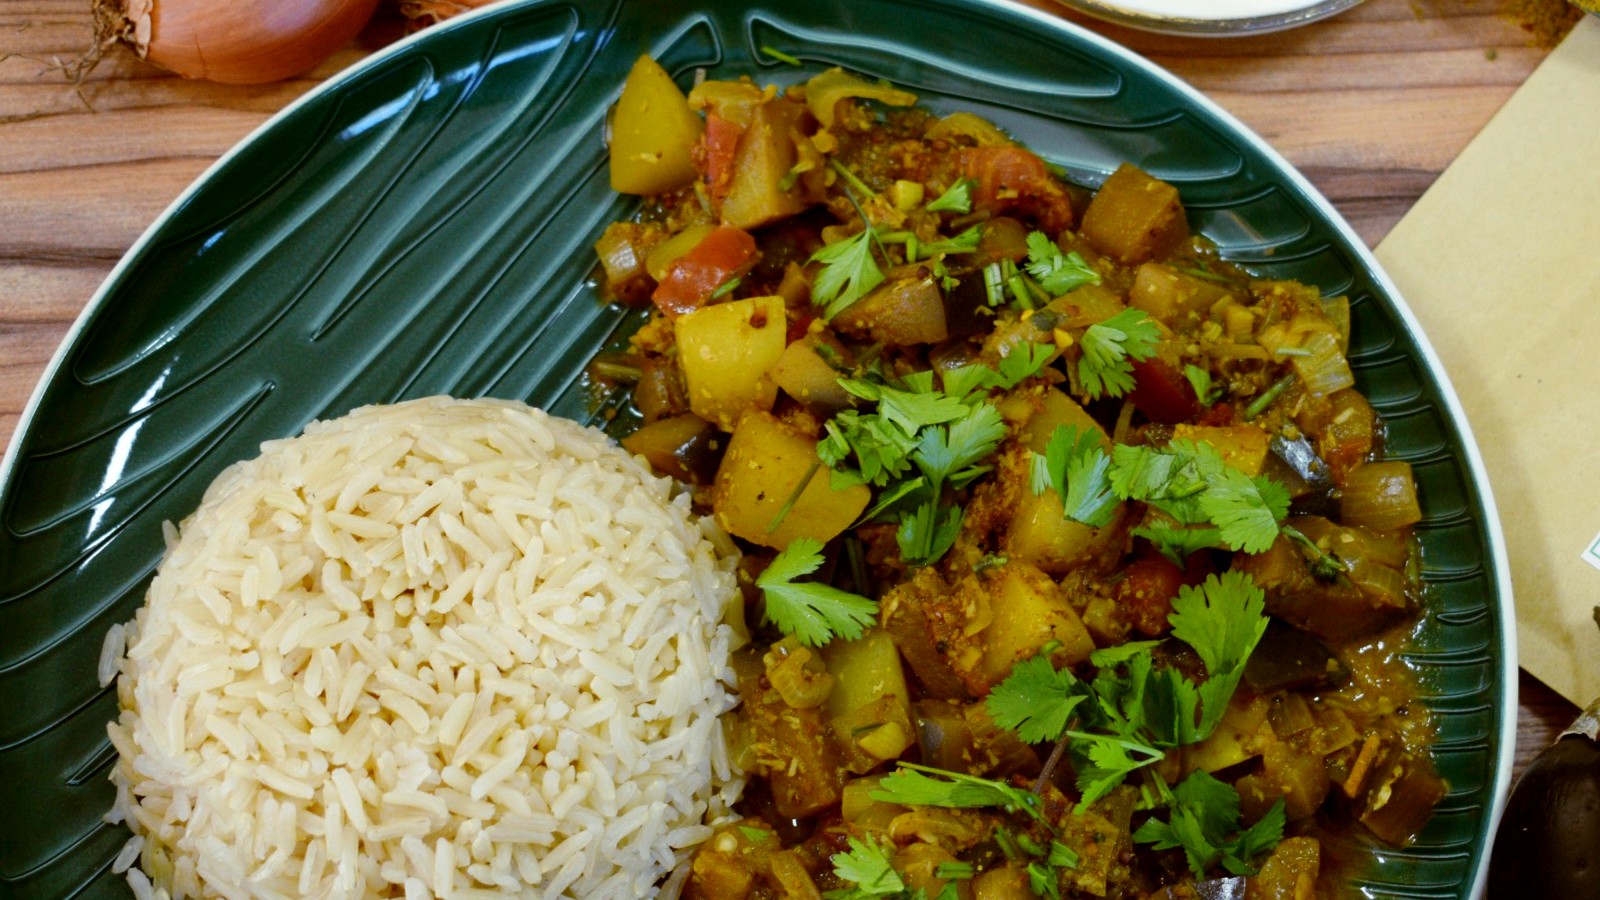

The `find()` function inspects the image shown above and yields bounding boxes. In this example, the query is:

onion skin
[1488,704,1600,898]
[135,0,380,84]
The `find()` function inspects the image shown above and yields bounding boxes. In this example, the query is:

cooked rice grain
[105,398,744,899]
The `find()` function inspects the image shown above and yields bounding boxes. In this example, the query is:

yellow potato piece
[674,296,787,429]
[712,412,869,550]
[609,55,704,195]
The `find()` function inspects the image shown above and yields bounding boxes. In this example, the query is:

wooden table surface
[0,0,1580,784]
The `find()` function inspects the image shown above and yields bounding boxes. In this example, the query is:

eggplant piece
[1489,697,1600,898]
[1242,619,1348,693]
[1145,877,1247,900]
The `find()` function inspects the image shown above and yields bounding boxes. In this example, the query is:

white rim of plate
[1057,0,1365,35]
[0,2,1518,895]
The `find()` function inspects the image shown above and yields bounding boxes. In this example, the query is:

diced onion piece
[594,223,648,286]
[1340,461,1422,532]
[1291,330,1356,396]
[804,68,917,128]
[764,639,835,709]
[925,111,1015,147]
[1320,295,1352,352]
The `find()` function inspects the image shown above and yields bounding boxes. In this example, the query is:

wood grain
[0,0,1578,786]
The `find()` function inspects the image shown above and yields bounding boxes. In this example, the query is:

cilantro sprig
[1133,771,1286,878]
[819,344,1056,567]
[1034,430,1295,559]
[1025,231,1101,296]
[830,836,906,897]
[1078,308,1161,399]
[984,572,1271,808]
[811,228,886,318]
[871,763,1047,823]
[1030,425,1118,528]
[756,538,878,647]
[926,178,976,214]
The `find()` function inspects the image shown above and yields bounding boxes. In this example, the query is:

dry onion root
[83,0,379,84]
[396,0,497,30]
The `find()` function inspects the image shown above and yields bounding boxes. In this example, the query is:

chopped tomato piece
[958,146,1074,234]
[1128,358,1200,425]
[1116,554,1185,637]
[652,226,759,318]
[699,114,744,207]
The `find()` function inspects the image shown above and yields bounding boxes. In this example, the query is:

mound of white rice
[102,397,744,900]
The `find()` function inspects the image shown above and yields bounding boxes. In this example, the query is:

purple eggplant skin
[1488,733,1600,898]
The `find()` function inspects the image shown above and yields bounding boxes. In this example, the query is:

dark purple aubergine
[1488,699,1600,898]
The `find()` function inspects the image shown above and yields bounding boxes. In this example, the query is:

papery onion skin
[136,0,379,84]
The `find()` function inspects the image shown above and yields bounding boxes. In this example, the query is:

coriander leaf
[1078,309,1161,400]
[1134,805,1220,878]
[914,404,1007,488]
[1108,444,1180,502]
[812,229,886,318]
[831,835,906,896]
[1070,732,1163,810]
[994,342,1058,389]
[1034,425,1117,528]
[1027,862,1062,900]
[896,500,962,567]
[1108,441,1223,526]
[986,655,1086,743]
[1184,363,1222,407]
[1134,771,1284,879]
[738,825,772,844]
[871,763,1046,822]
[1168,571,1269,738]
[1198,469,1291,554]
[900,370,939,394]
[1140,665,1204,747]
[757,538,879,647]
[922,225,984,256]
[840,380,969,437]
[927,178,976,214]
[1087,640,1162,668]
[1025,231,1101,296]
[936,861,975,881]
[1173,769,1242,843]
[1225,798,1286,875]
[819,412,918,487]
[1048,840,1079,869]
[940,364,996,401]
[1131,524,1226,566]
[855,476,929,525]
[1169,571,1269,681]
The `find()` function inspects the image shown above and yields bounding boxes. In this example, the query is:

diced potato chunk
[1079,163,1189,265]
[1183,693,1273,774]
[1249,837,1321,900]
[1017,388,1109,454]
[1004,477,1126,575]
[712,412,870,550]
[675,296,787,428]
[944,563,1095,695]
[721,99,808,231]
[1173,423,1270,476]
[609,55,704,195]
[1129,262,1230,326]
[821,629,912,722]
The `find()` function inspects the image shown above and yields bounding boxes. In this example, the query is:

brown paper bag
[1375,16,1600,705]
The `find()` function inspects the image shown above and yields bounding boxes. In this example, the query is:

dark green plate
[0,1,1513,896]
